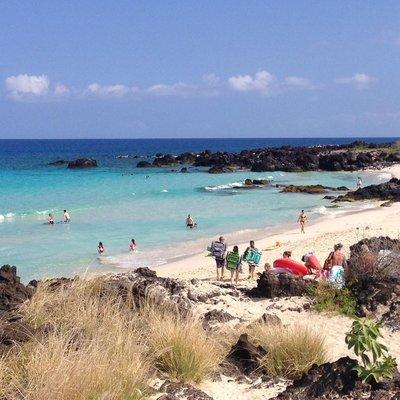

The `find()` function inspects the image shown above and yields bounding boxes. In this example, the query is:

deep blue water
[0,137,396,282]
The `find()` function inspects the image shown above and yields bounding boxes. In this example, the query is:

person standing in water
[47,213,54,225]
[297,210,307,233]
[98,242,105,254]
[357,177,363,189]
[186,214,197,229]
[129,239,137,252]
[63,210,70,223]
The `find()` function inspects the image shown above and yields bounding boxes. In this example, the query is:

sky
[1,1,400,139]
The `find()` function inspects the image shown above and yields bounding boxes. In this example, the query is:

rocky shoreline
[138,141,400,173]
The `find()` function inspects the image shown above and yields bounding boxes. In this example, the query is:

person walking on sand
[297,210,307,233]
[226,245,242,285]
[98,241,105,254]
[63,210,70,223]
[244,240,261,280]
[129,238,137,252]
[210,236,227,281]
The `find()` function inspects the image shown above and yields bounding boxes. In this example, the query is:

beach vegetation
[249,323,328,379]
[311,282,357,317]
[346,318,397,383]
[144,305,223,383]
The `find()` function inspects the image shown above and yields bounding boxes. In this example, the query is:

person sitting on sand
[324,243,348,288]
[186,214,197,229]
[283,250,292,259]
[47,213,54,225]
[297,210,307,234]
[244,240,261,280]
[226,245,242,285]
[63,210,70,223]
[98,242,105,255]
[129,238,137,252]
[210,236,227,281]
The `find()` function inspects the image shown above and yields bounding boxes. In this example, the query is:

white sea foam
[35,210,50,215]
[376,172,392,181]
[0,214,4,223]
[204,182,244,191]
[161,189,168,193]
[5,213,15,218]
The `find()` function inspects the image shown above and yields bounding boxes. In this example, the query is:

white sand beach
[159,164,400,282]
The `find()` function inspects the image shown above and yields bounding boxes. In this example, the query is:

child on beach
[98,242,105,254]
[226,245,242,285]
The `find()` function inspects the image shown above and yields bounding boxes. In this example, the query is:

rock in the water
[248,272,316,298]
[226,333,267,375]
[136,160,154,168]
[335,178,400,203]
[281,184,349,194]
[67,158,97,169]
[48,159,69,166]
[274,356,400,400]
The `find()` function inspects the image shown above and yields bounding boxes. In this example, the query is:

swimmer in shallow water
[47,213,54,225]
[63,210,70,223]
[98,242,105,254]
[186,214,197,229]
[129,238,137,252]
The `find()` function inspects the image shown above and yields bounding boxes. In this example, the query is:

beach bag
[211,241,226,260]
[226,251,240,270]
[244,249,262,265]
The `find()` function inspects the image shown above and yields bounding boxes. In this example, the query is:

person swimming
[129,238,137,252]
[186,214,197,228]
[47,213,54,225]
[98,242,105,254]
[63,210,70,223]
[297,210,307,233]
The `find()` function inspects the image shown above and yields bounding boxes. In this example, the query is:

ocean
[0,138,396,282]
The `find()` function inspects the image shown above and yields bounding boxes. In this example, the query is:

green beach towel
[226,251,240,270]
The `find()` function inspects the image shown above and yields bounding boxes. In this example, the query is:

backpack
[211,241,226,260]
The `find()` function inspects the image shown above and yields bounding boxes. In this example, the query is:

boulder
[67,158,97,169]
[248,272,317,298]
[202,309,235,330]
[274,356,400,400]
[158,381,213,399]
[226,333,267,375]
[136,161,154,168]
[48,160,69,166]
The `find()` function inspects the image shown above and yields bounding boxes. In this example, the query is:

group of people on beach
[209,234,348,287]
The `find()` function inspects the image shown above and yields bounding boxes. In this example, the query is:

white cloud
[85,83,135,98]
[284,76,314,89]
[146,82,194,96]
[54,83,70,96]
[228,70,274,94]
[335,73,376,89]
[202,73,220,86]
[5,74,49,100]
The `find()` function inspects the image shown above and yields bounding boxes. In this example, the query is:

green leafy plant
[345,318,397,383]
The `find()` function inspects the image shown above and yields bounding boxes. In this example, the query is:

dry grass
[144,306,223,383]
[249,323,328,379]
[1,278,149,400]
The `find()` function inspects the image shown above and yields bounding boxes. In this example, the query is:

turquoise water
[0,139,394,282]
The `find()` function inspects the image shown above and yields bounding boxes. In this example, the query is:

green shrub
[313,283,356,316]
[346,318,397,383]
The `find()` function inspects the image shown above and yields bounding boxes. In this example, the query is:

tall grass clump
[1,278,149,400]
[144,306,222,383]
[249,323,328,379]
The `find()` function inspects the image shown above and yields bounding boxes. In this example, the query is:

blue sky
[1,1,400,138]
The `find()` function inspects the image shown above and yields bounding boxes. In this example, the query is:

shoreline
[157,164,400,280]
